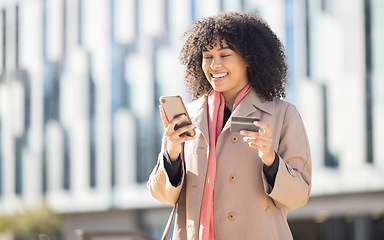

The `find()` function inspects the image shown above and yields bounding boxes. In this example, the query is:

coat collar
[187,90,274,118]
[186,90,275,142]
[233,89,275,116]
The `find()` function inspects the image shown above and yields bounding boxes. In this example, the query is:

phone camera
[161,99,166,103]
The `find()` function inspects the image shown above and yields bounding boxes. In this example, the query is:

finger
[247,142,263,150]
[240,131,272,142]
[169,114,187,127]
[242,137,272,146]
[168,128,197,144]
[240,130,259,137]
[246,142,273,156]
[173,123,196,138]
[164,114,187,136]
[246,141,270,152]
[253,121,272,135]
[159,105,170,128]
[179,134,198,142]
[167,122,196,138]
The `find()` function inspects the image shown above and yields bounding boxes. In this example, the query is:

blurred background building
[0,0,383,239]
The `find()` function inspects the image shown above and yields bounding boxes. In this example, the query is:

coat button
[229,174,237,182]
[228,212,236,221]
[288,166,295,176]
[231,135,238,143]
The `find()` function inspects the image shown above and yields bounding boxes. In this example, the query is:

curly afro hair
[180,12,288,101]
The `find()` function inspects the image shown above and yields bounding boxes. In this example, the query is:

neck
[222,89,243,111]
[224,95,235,111]
[222,83,251,111]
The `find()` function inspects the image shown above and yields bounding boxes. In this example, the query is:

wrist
[262,152,275,166]
[168,150,180,161]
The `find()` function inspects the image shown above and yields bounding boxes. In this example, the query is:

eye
[221,55,230,58]
[203,56,213,59]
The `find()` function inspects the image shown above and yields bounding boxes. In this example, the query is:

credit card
[230,116,260,132]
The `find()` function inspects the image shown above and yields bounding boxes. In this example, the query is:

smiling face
[202,40,249,105]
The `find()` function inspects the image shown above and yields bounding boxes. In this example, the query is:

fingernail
[240,130,245,134]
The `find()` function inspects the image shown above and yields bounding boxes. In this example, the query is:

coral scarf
[199,83,252,240]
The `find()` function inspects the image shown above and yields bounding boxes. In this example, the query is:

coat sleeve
[262,104,312,210]
[147,135,185,205]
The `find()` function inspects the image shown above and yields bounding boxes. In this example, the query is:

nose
[210,57,222,69]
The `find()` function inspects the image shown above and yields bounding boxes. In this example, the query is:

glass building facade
[0,0,383,239]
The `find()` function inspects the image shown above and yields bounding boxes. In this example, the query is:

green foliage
[0,214,12,232]
[0,204,62,240]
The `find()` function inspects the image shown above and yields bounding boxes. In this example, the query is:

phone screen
[159,96,196,137]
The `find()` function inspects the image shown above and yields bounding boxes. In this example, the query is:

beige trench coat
[148,90,312,240]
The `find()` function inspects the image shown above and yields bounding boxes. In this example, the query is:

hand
[240,121,275,166]
[159,105,197,161]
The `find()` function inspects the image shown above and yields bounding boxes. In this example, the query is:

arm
[262,152,279,188]
[147,106,196,205]
[147,138,185,205]
[262,104,312,210]
[163,151,183,187]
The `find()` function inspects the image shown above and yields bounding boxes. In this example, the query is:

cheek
[202,64,210,78]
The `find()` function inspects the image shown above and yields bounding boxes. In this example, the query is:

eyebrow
[202,46,231,52]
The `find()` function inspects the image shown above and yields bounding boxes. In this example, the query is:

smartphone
[159,96,196,137]
[230,116,260,132]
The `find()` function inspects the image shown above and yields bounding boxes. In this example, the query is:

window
[63,130,71,190]
[89,75,96,188]
[15,137,23,195]
[191,0,196,21]
[369,0,384,163]
[305,0,311,77]
[220,0,244,12]
[1,10,5,73]
[322,85,338,167]
[285,0,296,103]
[65,0,80,52]
[42,150,47,194]
[321,0,334,14]
[365,0,384,163]
[15,5,19,68]
[305,0,339,167]
[365,0,374,163]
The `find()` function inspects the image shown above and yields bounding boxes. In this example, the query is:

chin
[211,86,225,93]
[210,81,226,90]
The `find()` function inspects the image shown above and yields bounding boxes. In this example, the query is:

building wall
[289,0,384,238]
[296,0,384,199]
[0,0,383,239]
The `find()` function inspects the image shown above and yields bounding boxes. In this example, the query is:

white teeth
[212,73,227,78]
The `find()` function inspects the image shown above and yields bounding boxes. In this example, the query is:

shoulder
[273,98,291,109]
[272,98,305,129]
[273,98,300,115]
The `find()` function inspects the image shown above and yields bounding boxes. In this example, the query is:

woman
[148,12,312,240]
